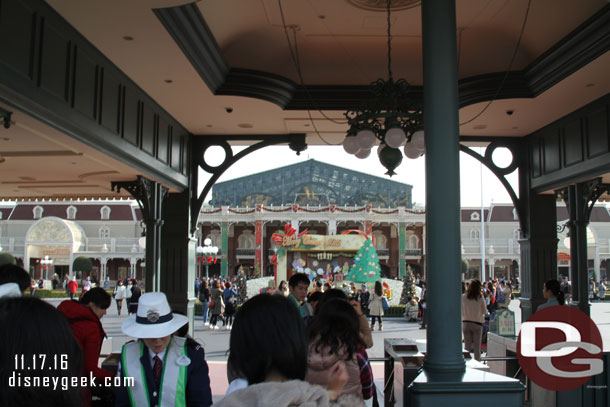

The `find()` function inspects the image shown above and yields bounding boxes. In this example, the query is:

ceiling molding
[525,4,610,96]
[153,3,228,92]
[157,3,610,110]
[216,69,296,107]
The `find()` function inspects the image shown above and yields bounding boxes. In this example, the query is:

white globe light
[411,130,425,152]
[385,127,406,149]
[355,148,371,159]
[138,236,146,249]
[343,135,360,155]
[356,129,377,149]
[404,142,422,159]
[211,247,219,254]
[204,237,212,246]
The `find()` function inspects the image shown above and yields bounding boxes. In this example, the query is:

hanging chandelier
[342,0,425,176]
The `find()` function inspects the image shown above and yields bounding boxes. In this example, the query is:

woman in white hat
[115,292,213,407]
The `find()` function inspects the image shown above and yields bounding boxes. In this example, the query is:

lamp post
[41,255,53,280]
[196,238,218,281]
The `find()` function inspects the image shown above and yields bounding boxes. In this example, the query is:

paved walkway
[45,297,610,404]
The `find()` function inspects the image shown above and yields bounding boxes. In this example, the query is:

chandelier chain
[387,0,393,81]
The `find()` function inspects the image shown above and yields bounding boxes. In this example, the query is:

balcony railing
[235,248,255,256]
[404,249,422,256]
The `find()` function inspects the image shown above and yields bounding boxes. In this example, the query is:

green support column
[221,222,229,277]
[399,222,406,279]
[159,191,197,336]
[420,0,464,380]
[409,0,524,403]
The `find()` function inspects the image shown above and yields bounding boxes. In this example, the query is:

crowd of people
[0,261,592,406]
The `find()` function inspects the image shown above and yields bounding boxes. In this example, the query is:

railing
[235,248,255,256]
[462,238,521,256]
[377,249,390,256]
[404,248,422,256]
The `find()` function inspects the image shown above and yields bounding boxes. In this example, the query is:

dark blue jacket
[115,338,212,407]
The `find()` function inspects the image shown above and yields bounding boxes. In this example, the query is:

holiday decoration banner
[280,234,365,252]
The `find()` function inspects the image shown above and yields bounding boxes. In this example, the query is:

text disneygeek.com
[9,371,135,391]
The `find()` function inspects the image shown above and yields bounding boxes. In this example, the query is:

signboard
[490,309,516,337]
[280,234,365,251]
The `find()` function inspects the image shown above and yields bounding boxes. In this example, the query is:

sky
[199,144,520,207]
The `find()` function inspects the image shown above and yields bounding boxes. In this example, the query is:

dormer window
[66,206,77,220]
[470,212,480,221]
[33,206,43,219]
[100,206,111,220]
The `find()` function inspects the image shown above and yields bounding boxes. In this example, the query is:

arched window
[470,229,480,240]
[470,212,480,221]
[99,226,110,239]
[33,206,43,219]
[373,231,387,250]
[513,229,520,240]
[207,230,221,247]
[237,230,255,249]
[100,206,111,220]
[66,206,77,220]
[408,235,419,250]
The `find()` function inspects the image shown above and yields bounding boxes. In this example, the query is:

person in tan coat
[461,279,488,360]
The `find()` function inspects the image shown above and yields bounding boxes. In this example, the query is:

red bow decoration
[271,224,308,247]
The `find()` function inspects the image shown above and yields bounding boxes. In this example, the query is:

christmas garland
[335,207,367,213]
[372,208,399,214]
[228,208,256,214]
[261,206,293,212]
[404,208,425,214]
[296,205,330,213]
[201,208,222,214]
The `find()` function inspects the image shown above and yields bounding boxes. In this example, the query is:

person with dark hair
[58,287,113,407]
[369,281,384,331]
[461,280,487,361]
[276,280,289,297]
[116,292,212,407]
[0,297,83,407]
[218,293,358,406]
[209,280,225,330]
[316,289,373,348]
[308,290,323,313]
[538,279,566,310]
[288,272,312,319]
[223,281,238,329]
[0,263,30,295]
[199,279,211,326]
[306,298,367,402]
[113,279,126,315]
[128,279,141,315]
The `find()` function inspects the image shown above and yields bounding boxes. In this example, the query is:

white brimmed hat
[121,292,188,338]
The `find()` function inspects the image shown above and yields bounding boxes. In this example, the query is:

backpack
[496,288,506,304]
[381,296,390,310]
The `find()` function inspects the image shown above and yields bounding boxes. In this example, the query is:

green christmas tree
[347,238,381,283]
[400,265,418,304]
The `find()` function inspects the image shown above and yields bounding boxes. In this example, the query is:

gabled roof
[461,208,489,222]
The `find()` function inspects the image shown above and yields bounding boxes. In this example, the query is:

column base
[407,367,524,407]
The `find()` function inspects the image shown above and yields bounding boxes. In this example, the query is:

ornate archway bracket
[190,134,307,233]
[459,139,526,235]
[111,175,168,291]
[555,178,610,226]
[111,175,168,224]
